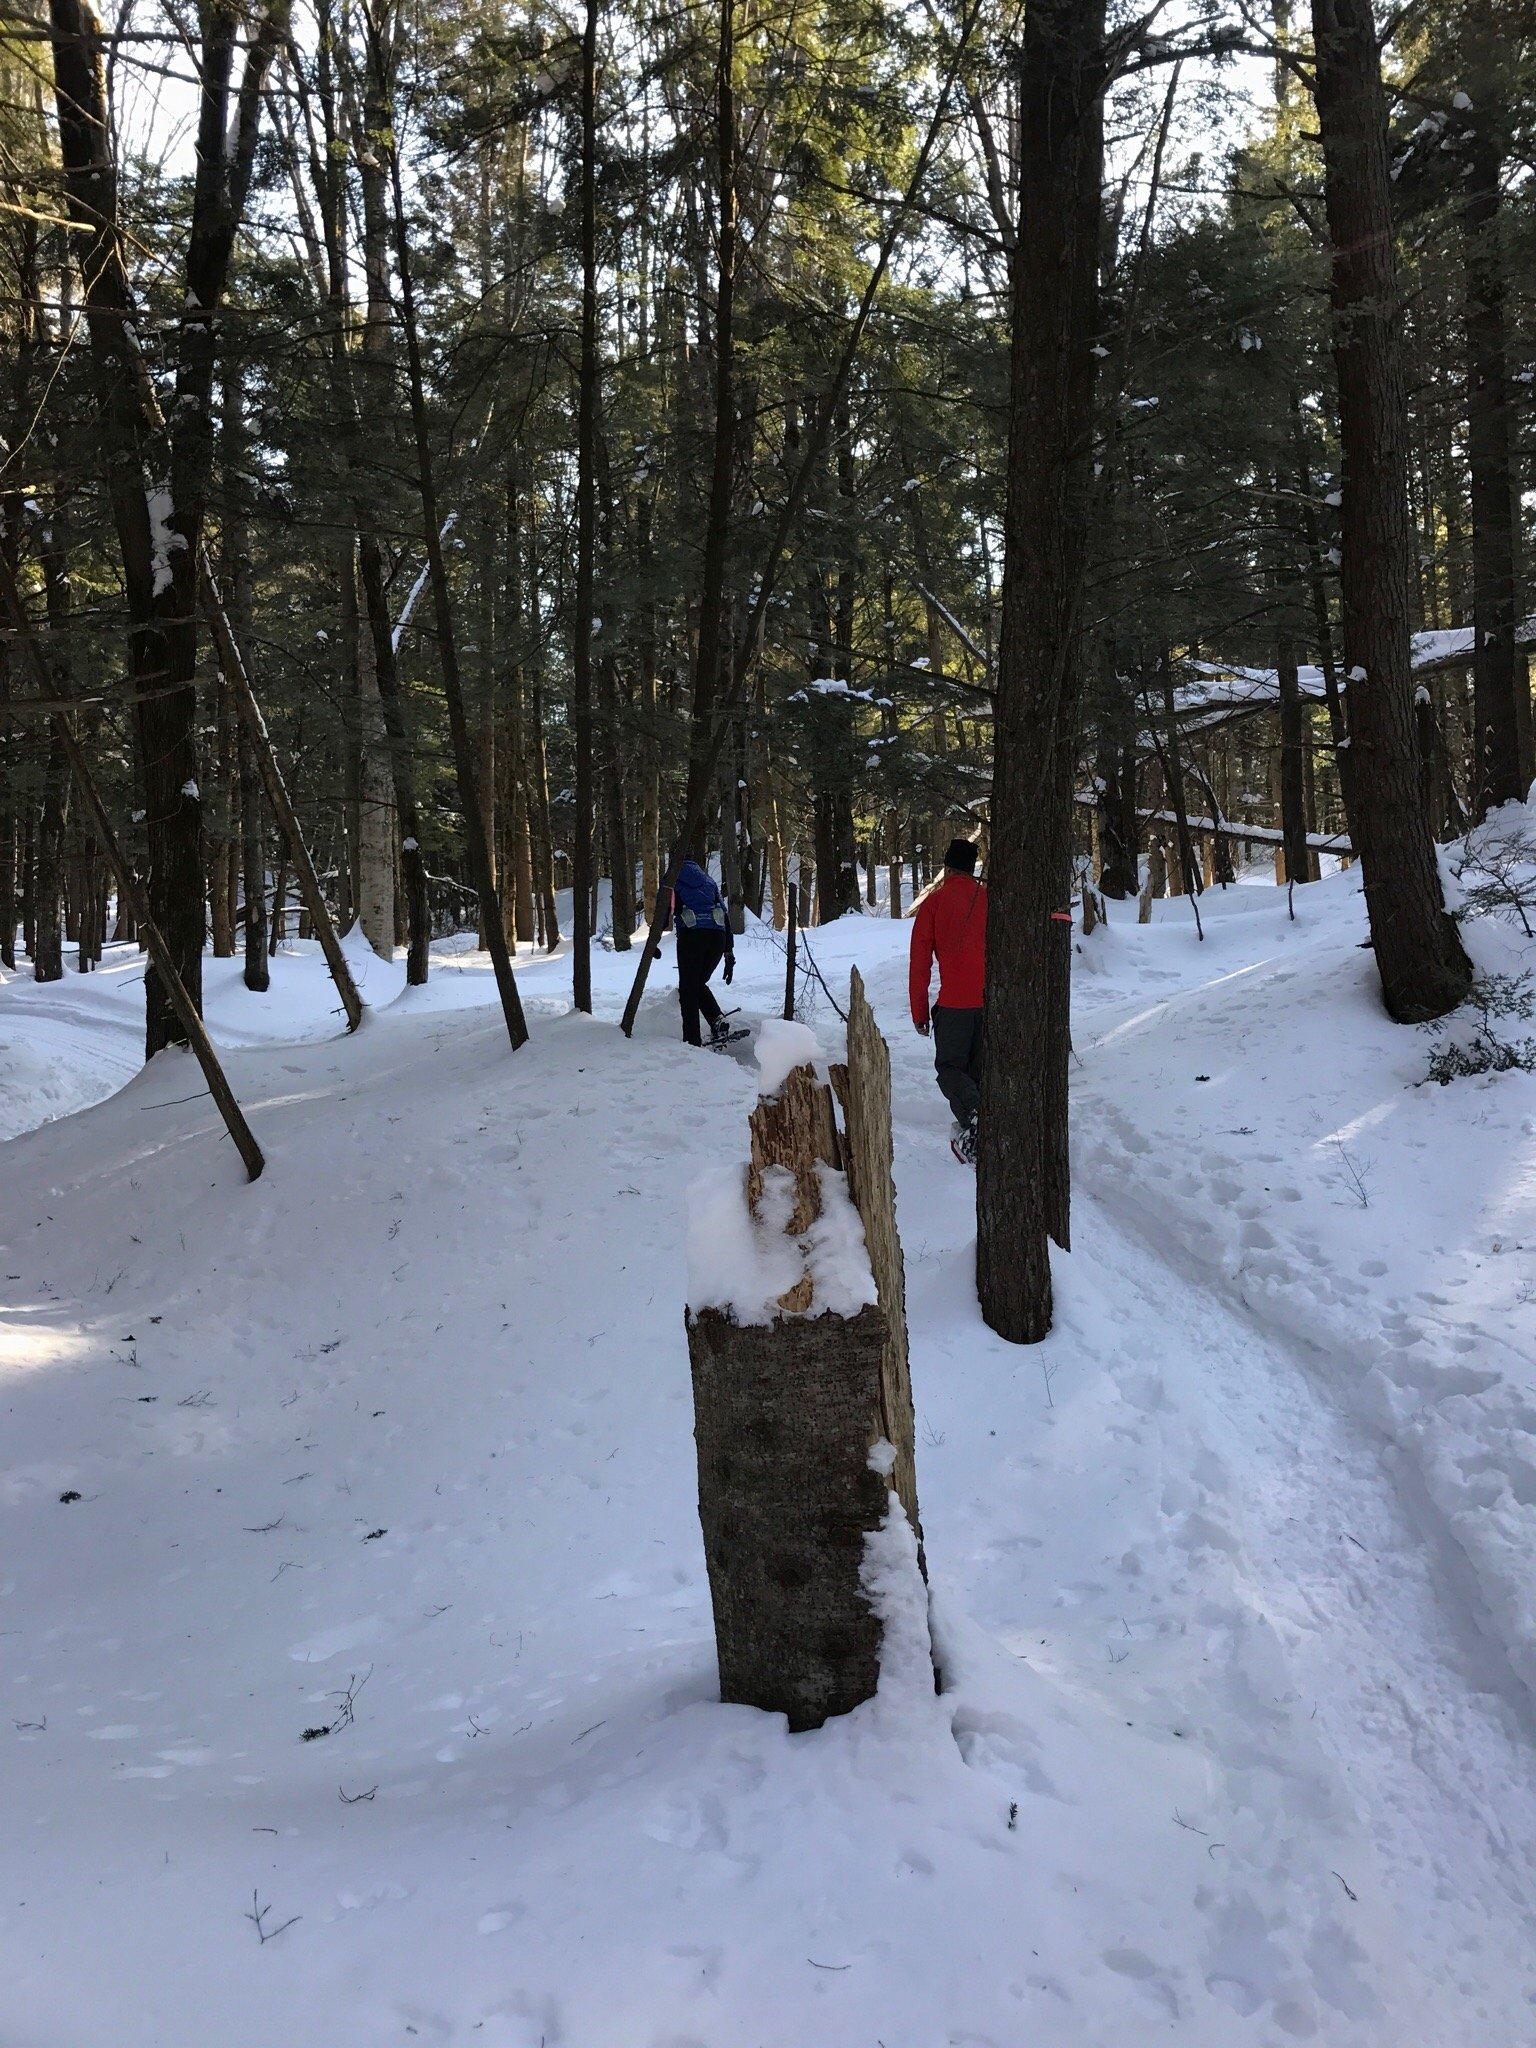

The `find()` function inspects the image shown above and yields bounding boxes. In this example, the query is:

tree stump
[686,1023,924,1732]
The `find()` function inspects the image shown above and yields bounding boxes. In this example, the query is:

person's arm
[909,895,935,1032]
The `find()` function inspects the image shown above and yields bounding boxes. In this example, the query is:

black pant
[933,1004,983,1126]
[677,928,728,1045]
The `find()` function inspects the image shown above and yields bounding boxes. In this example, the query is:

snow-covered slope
[3,879,1535,2045]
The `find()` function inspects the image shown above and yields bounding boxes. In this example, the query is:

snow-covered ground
[3,858,1535,2046]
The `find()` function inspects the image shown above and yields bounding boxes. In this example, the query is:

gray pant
[932,1004,983,1127]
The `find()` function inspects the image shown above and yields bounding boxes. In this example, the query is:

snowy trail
[1076,1170,1536,2036]
[3,893,1535,2042]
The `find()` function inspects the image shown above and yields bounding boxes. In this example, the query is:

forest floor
[3,850,1536,2047]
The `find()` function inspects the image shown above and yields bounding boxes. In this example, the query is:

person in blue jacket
[670,858,735,1046]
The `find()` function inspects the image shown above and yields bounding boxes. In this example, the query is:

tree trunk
[49,0,205,1051]
[1309,0,1469,1021]
[209,659,235,957]
[383,115,527,1047]
[977,0,1104,1344]
[570,0,600,1010]
[680,0,738,862]
[1463,125,1525,813]
[529,678,561,949]
[687,1043,922,1731]
[1277,635,1312,885]
[32,731,67,982]
[0,638,14,970]
[314,0,430,983]
[636,498,662,921]
[355,568,396,962]
[1094,654,1139,897]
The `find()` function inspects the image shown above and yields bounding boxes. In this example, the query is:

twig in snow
[328,1667,372,1733]
[338,1784,378,1804]
[244,1514,285,1534]
[244,1890,301,1944]
[1172,1810,1208,1835]
[807,1959,852,1971]
[1328,1140,1371,1209]
[1332,1869,1358,1902]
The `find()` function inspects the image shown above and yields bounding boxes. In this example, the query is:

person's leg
[965,1009,985,1111]
[932,1005,982,1125]
[677,933,705,1044]
[697,932,726,1029]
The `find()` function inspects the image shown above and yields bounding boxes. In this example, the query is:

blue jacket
[672,859,730,939]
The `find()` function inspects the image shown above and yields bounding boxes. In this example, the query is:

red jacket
[909,872,987,1025]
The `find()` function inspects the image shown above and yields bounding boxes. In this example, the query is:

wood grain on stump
[689,1300,892,1729]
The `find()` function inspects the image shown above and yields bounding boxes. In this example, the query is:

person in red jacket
[909,837,987,1164]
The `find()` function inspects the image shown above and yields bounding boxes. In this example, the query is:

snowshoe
[950,1116,978,1167]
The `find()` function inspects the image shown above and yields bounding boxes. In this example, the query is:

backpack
[674,860,727,931]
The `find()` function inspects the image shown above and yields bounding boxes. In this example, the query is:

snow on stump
[686,990,923,1732]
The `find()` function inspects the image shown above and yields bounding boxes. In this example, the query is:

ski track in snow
[1,888,1534,2044]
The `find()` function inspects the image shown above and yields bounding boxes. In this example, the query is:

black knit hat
[944,837,979,874]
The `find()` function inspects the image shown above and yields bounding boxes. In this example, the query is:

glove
[723,956,734,985]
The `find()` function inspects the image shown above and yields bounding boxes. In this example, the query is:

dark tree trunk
[31,515,76,982]
[49,0,200,1050]
[1309,0,1469,1021]
[239,718,268,992]
[594,436,633,949]
[680,0,739,865]
[308,0,430,984]
[1095,653,1139,898]
[1276,635,1313,885]
[32,731,67,982]
[570,0,600,1010]
[209,661,235,957]
[1463,126,1525,813]
[49,0,282,1051]
[384,118,528,1048]
[977,0,1105,1344]
[1155,651,1202,904]
[0,635,14,969]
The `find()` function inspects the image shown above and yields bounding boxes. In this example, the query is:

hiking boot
[951,1115,978,1166]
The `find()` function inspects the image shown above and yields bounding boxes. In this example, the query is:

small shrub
[1450,814,1536,937]
[1421,972,1536,1086]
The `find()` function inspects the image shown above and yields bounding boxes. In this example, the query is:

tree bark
[1309,0,1469,1021]
[570,0,601,1009]
[977,0,1104,1344]
[1464,125,1525,813]
[1276,635,1313,885]
[679,0,739,874]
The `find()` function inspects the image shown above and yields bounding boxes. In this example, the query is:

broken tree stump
[687,1012,924,1732]
[828,966,920,1542]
